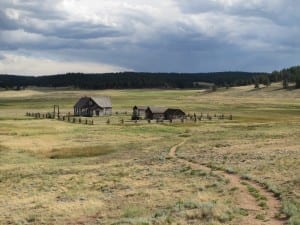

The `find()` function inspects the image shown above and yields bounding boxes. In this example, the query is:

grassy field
[0,83,299,225]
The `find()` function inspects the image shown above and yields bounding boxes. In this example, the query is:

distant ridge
[0,71,263,89]
[0,66,299,89]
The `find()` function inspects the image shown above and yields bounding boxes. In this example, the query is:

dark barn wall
[164,109,185,120]
[145,109,152,120]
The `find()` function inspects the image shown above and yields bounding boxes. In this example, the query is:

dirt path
[169,141,286,225]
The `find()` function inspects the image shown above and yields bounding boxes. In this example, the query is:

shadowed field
[0,83,299,225]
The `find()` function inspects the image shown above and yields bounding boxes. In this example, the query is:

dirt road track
[169,141,287,225]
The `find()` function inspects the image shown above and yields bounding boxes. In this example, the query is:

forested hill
[0,67,299,89]
[0,72,263,89]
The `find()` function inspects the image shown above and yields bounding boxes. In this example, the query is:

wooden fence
[25,112,233,126]
[25,112,94,125]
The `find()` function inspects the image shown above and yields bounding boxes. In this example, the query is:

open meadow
[0,83,299,225]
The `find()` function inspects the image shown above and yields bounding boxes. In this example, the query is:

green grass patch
[49,145,116,159]
[246,184,268,209]
[255,213,266,221]
[122,206,147,218]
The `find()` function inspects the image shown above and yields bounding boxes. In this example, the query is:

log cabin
[74,96,112,117]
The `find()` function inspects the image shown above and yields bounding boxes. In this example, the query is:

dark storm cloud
[50,33,241,73]
[0,0,123,40]
[0,10,19,30]
[139,26,227,53]
[175,0,300,27]
[6,0,65,20]
[0,0,299,73]
[175,0,221,13]
[24,21,124,40]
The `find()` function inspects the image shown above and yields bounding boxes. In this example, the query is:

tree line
[253,66,300,89]
[0,66,299,90]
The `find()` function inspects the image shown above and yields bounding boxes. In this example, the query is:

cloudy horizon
[0,0,299,75]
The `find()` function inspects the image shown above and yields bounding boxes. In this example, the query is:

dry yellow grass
[0,84,299,224]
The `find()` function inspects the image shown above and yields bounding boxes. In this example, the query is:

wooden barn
[132,106,148,120]
[145,107,167,120]
[145,107,185,120]
[74,96,112,117]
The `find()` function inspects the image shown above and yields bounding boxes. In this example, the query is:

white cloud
[0,53,129,75]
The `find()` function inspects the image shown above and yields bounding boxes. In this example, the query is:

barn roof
[147,107,168,114]
[74,96,90,108]
[74,96,112,108]
[165,108,186,114]
[134,106,148,110]
[91,96,112,108]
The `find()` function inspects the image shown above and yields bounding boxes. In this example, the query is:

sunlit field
[0,83,299,225]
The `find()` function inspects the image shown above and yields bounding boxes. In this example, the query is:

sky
[0,0,299,75]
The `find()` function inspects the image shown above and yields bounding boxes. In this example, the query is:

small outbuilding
[132,106,148,120]
[74,96,112,117]
[145,107,185,120]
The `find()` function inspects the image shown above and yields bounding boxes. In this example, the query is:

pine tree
[253,77,259,89]
[295,74,300,89]
[263,76,271,87]
[282,76,289,89]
